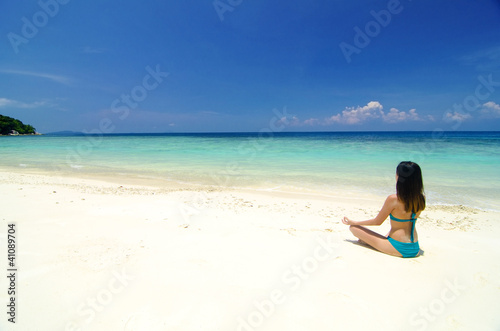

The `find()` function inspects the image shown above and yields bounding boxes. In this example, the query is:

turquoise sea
[1,131,499,211]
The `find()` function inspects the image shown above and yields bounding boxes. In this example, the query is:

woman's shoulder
[386,194,398,203]
[383,194,399,210]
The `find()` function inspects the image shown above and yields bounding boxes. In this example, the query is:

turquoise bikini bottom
[387,236,420,258]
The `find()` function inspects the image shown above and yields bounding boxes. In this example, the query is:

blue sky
[1,0,499,133]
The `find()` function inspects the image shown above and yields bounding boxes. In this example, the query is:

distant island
[0,114,38,135]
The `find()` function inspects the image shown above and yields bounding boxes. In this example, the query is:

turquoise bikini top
[389,212,417,243]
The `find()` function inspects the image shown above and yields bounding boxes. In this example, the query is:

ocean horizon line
[40,130,500,136]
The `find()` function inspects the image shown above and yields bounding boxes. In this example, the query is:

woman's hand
[342,217,354,225]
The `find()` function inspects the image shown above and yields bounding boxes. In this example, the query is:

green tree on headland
[0,115,36,135]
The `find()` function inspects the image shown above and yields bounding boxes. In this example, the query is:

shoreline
[1,166,497,212]
[1,169,494,232]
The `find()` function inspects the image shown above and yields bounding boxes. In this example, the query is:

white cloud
[480,101,500,118]
[0,98,48,109]
[303,101,425,126]
[459,47,500,70]
[443,111,472,123]
[0,98,15,107]
[303,118,320,126]
[382,108,421,123]
[328,101,383,124]
[276,115,300,127]
[0,70,72,85]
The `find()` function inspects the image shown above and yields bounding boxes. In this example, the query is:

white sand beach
[1,170,499,331]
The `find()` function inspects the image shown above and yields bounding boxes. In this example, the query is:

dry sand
[0,170,499,331]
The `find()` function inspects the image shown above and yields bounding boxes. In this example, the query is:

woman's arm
[342,195,396,226]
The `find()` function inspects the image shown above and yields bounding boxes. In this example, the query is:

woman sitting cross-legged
[342,161,425,258]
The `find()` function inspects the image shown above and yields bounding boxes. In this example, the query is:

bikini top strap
[410,220,415,243]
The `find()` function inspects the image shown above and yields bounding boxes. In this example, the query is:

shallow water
[1,131,499,210]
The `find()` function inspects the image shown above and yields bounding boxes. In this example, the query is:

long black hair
[396,161,426,213]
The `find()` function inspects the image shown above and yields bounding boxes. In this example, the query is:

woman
[342,161,425,258]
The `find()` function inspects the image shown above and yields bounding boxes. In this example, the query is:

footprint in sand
[446,315,462,329]
[281,228,297,236]
[473,272,488,287]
